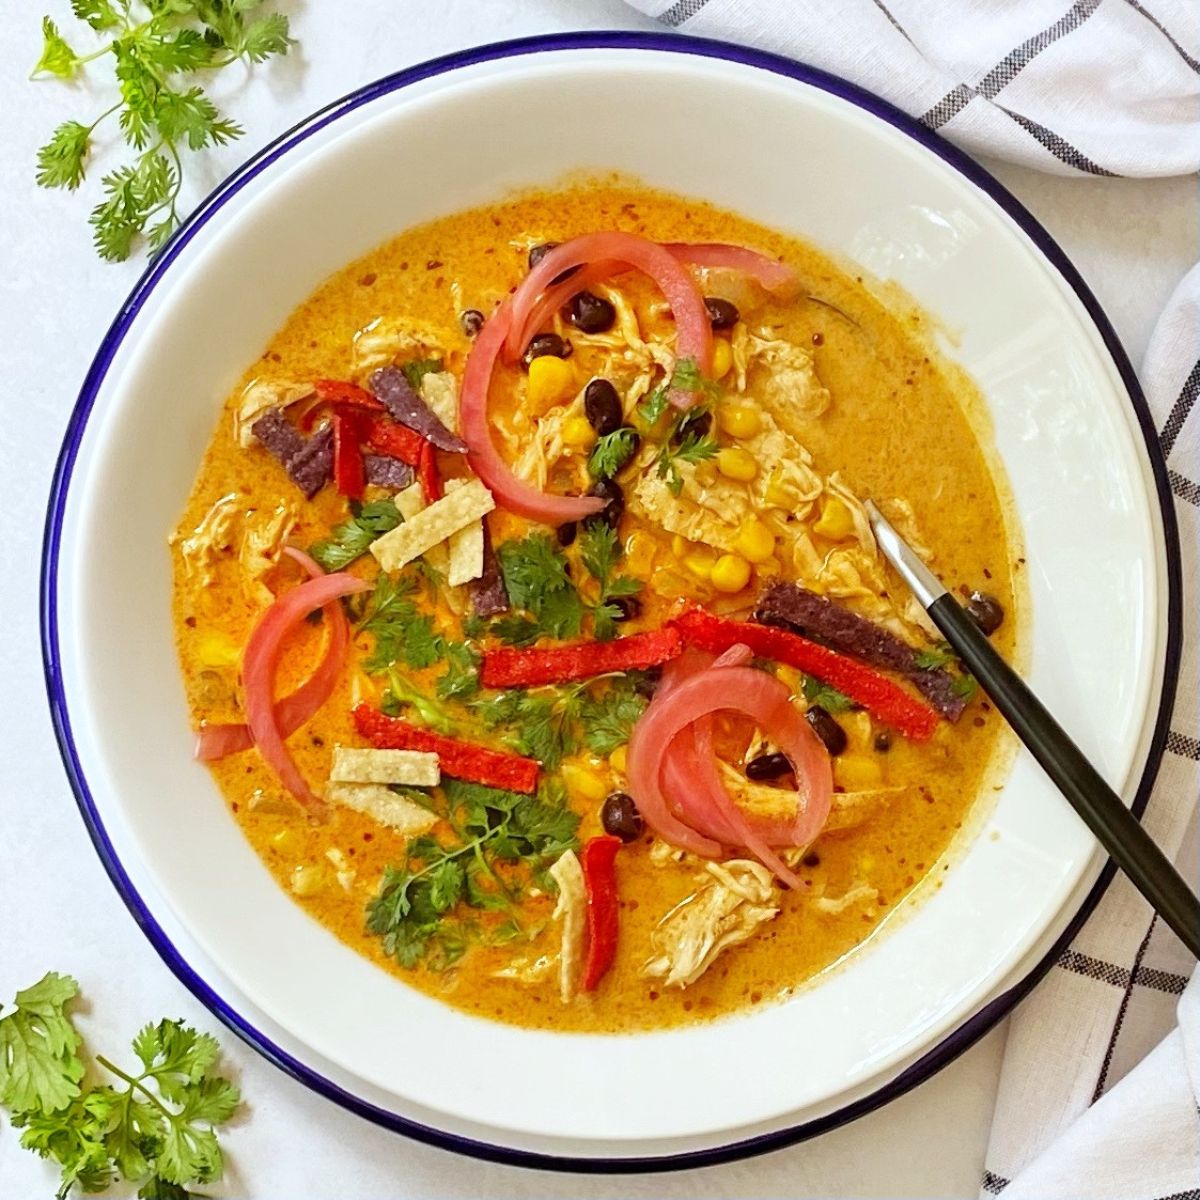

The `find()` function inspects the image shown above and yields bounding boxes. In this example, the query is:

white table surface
[1,3,1196,1197]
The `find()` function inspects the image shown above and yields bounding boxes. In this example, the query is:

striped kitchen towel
[625,0,1200,177]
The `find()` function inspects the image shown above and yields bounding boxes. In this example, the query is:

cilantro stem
[95,1055,172,1118]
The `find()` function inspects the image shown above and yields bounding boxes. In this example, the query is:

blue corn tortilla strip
[369,366,468,453]
[252,408,333,499]
[364,454,416,491]
[468,520,509,617]
[754,581,968,721]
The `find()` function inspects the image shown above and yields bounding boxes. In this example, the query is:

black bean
[567,291,617,334]
[601,792,643,842]
[873,730,892,753]
[609,596,641,623]
[583,478,624,531]
[459,308,484,337]
[705,297,740,329]
[805,706,847,756]
[528,241,580,285]
[521,332,571,369]
[801,851,821,868]
[584,378,622,436]
[633,665,662,698]
[966,590,1005,636]
[556,521,577,547]
[746,751,792,781]
[672,410,711,444]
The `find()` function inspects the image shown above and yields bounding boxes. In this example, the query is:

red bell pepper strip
[580,835,622,991]
[364,415,426,465]
[479,628,682,689]
[353,704,540,793]
[418,440,442,502]
[315,379,383,409]
[671,607,939,742]
[332,410,366,499]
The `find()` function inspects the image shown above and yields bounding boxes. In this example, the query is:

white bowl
[42,34,1181,1168]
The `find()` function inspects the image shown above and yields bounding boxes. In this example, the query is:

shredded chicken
[880,497,934,563]
[240,502,297,604]
[812,882,879,916]
[512,394,590,492]
[746,332,831,429]
[549,850,586,1003]
[823,472,878,556]
[171,493,241,586]
[233,379,314,448]
[351,317,447,378]
[642,860,780,989]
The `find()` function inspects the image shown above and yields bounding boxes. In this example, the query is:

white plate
[42,34,1180,1166]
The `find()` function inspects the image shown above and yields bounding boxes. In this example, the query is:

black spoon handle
[928,594,1200,958]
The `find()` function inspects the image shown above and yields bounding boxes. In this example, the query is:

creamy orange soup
[172,184,1018,1033]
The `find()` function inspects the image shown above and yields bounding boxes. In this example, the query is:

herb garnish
[399,358,444,391]
[495,534,585,643]
[588,427,639,480]
[914,644,957,671]
[654,412,719,496]
[367,779,579,970]
[801,674,855,712]
[309,498,401,572]
[32,1,293,262]
[361,575,442,672]
[578,524,642,641]
[635,356,719,429]
[1,972,239,1199]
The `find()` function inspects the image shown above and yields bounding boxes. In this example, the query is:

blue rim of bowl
[40,30,1182,1173]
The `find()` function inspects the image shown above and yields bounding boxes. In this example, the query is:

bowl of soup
[43,34,1177,1164]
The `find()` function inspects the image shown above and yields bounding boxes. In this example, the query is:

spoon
[867,501,1199,958]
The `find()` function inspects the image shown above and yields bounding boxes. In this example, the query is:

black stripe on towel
[1058,949,1190,995]
[1166,730,1200,761]
[976,0,1102,96]
[1155,1191,1200,1200]
[1121,0,1200,73]
[996,106,1117,175]
[1169,469,1199,506]
[981,1169,1010,1194]
[1092,919,1156,1101]
[921,84,976,130]
[1160,358,1200,457]
[1134,965,1190,995]
[658,0,712,26]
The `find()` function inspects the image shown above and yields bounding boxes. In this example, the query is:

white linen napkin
[621,3,1200,1194]
[625,0,1200,177]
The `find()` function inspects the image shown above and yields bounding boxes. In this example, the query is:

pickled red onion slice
[459,303,605,524]
[663,242,800,299]
[241,565,370,817]
[194,548,352,762]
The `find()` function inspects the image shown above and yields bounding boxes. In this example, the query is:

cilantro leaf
[579,522,642,640]
[951,673,979,700]
[669,356,720,397]
[400,357,445,390]
[474,688,581,769]
[436,641,480,700]
[35,120,92,190]
[310,498,402,571]
[636,385,669,427]
[382,668,457,735]
[361,572,445,672]
[577,677,648,754]
[0,972,84,1115]
[496,534,585,642]
[32,17,80,80]
[654,428,719,496]
[914,644,956,670]
[588,426,639,480]
[802,674,855,713]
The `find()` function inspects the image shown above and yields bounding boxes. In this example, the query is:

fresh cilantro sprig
[0,973,239,1199]
[914,643,957,671]
[635,357,719,429]
[360,573,443,673]
[310,499,401,572]
[576,676,649,754]
[32,1,294,261]
[655,422,719,496]
[588,426,639,480]
[367,779,579,970]
[578,523,642,641]
[494,534,585,643]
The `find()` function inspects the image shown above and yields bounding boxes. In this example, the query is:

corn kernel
[710,553,752,593]
[562,414,595,447]
[562,761,608,803]
[711,338,734,379]
[814,495,856,540]
[196,631,240,669]
[625,530,658,576]
[835,755,884,791]
[527,354,575,410]
[270,828,299,854]
[290,863,326,898]
[764,470,795,508]
[683,548,717,580]
[734,518,775,563]
[671,534,689,558]
[609,745,628,774]
[717,446,758,482]
[718,403,762,440]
